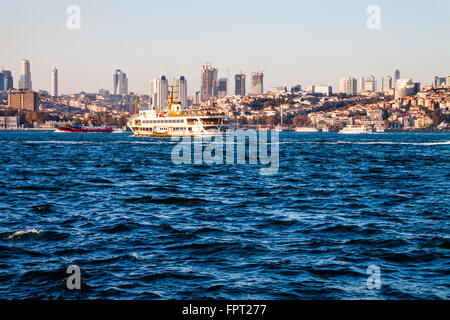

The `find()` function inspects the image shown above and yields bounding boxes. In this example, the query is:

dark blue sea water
[0,131,448,299]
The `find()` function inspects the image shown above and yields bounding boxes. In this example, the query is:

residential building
[340,77,357,95]
[365,75,376,92]
[382,76,392,92]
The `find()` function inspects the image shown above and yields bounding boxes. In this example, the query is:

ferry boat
[128,84,229,137]
[295,127,319,133]
[339,125,373,134]
[56,125,113,133]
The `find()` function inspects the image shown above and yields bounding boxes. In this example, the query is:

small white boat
[339,125,373,134]
[295,127,318,133]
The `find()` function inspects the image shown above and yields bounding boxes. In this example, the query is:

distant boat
[55,125,113,133]
[295,127,319,133]
[339,125,373,134]
[275,126,285,132]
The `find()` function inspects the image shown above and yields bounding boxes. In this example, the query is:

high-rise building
[339,77,357,95]
[315,84,332,96]
[251,72,264,95]
[201,64,218,102]
[194,91,201,105]
[18,59,32,90]
[158,76,168,110]
[395,79,416,99]
[0,72,4,91]
[365,75,377,92]
[149,79,159,109]
[394,69,401,84]
[176,76,187,107]
[235,73,246,96]
[113,69,128,95]
[360,77,365,92]
[2,70,13,91]
[51,67,58,97]
[217,78,227,98]
[382,76,392,92]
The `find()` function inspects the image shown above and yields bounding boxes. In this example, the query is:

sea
[0,130,448,299]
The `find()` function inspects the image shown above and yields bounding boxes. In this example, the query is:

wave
[5,229,69,241]
[292,140,450,146]
[6,228,41,240]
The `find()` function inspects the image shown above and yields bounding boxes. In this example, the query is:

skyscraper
[201,64,218,102]
[382,76,392,92]
[360,77,365,92]
[365,75,376,92]
[158,76,168,110]
[0,72,4,91]
[18,59,32,90]
[251,72,264,95]
[217,78,227,98]
[235,73,246,96]
[113,69,128,95]
[394,69,401,85]
[51,67,58,97]
[149,78,159,109]
[176,76,187,108]
[2,70,13,91]
[339,77,357,95]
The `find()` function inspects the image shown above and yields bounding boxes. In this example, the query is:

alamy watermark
[171,130,279,176]
[66,5,81,30]
[366,265,381,290]
[66,265,81,290]
[366,5,381,30]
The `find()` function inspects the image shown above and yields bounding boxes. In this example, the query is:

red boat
[56,125,113,133]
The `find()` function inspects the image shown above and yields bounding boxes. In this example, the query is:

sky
[1,0,450,95]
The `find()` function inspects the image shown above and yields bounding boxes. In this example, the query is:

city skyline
[2,0,450,94]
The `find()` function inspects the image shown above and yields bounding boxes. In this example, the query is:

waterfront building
[201,64,218,101]
[0,116,20,129]
[382,76,392,92]
[218,78,227,98]
[113,69,128,95]
[18,59,32,90]
[447,76,450,87]
[235,73,246,96]
[7,89,40,111]
[251,72,264,95]
[51,67,58,97]
[340,77,357,95]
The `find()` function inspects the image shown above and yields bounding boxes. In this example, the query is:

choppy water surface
[0,131,448,299]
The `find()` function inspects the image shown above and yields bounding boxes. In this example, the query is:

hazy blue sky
[2,0,450,95]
